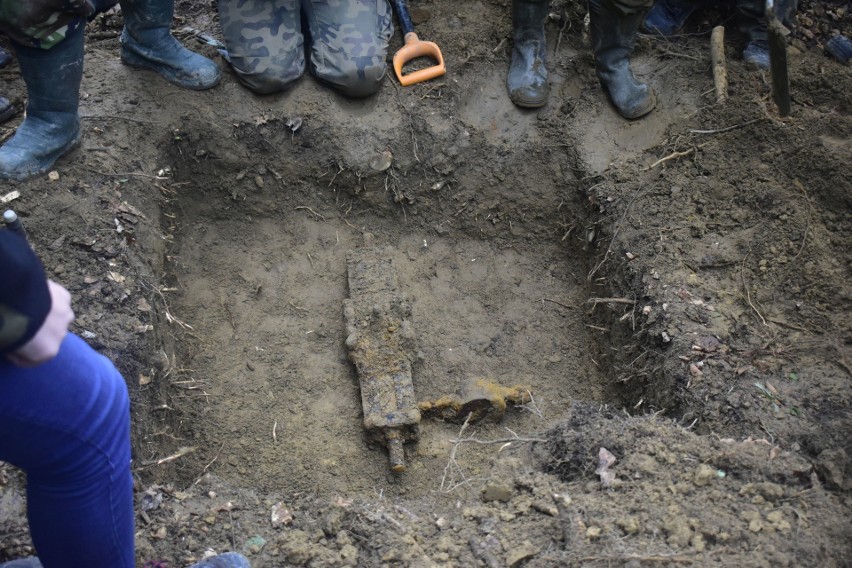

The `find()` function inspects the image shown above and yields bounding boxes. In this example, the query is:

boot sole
[121,49,221,91]
[0,131,81,182]
[610,91,656,120]
[510,95,548,109]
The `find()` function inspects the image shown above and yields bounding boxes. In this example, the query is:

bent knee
[314,56,388,98]
[228,55,305,95]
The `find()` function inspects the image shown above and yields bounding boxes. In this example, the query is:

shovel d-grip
[391,0,446,86]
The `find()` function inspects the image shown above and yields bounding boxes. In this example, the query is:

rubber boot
[737,0,770,69]
[188,552,251,568]
[507,0,550,108]
[119,0,221,90]
[0,28,84,181]
[0,558,43,568]
[589,0,656,119]
[642,0,711,36]
[826,34,852,64]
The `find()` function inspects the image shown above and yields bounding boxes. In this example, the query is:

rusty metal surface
[418,377,532,423]
[344,247,420,472]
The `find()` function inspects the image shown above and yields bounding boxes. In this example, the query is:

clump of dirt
[1,0,850,567]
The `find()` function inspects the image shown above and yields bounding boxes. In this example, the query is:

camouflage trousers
[218,0,393,97]
[0,0,116,49]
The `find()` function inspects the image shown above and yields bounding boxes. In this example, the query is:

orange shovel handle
[392,32,446,86]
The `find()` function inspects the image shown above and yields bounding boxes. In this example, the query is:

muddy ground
[1,0,850,566]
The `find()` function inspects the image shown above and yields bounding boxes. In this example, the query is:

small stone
[482,483,513,503]
[369,150,393,172]
[48,170,60,181]
[693,464,717,487]
[586,526,602,539]
[616,516,640,534]
[506,541,538,567]
[626,252,636,260]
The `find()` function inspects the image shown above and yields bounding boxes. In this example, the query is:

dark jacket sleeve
[0,231,51,355]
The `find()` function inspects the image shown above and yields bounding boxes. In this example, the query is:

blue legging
[0,334,134,568]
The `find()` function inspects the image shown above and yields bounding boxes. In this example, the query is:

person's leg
[0,25,84,181]
[507,0,550,108]
[217,0,305,94]
[736,0,769,69]
[0,334,134,568]
[119,0,221,89]
[302,0,393,98]
[642,0,712,36]
[588,0,656,119]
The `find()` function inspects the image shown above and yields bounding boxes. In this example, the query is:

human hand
[6,280,74,367]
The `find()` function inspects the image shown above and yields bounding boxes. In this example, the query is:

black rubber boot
[589,0,656,119]
[119,0,221,90]
[0,28,84,181]
[507,0,550,108]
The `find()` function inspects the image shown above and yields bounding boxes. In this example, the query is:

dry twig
[710,26,728,103]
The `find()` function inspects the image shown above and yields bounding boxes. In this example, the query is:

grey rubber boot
[188,552,251,568]
[0,558,43,568]
[0,28,84,181]
[507,0,550,108]
[119,0,221,90]
[589,0,655,119]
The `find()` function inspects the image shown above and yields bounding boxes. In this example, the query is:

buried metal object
[344,247,420,473]
[419,377,532,423]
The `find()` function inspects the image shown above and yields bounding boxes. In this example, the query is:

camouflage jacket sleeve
[0,0,117,49]
[0,231,51,355]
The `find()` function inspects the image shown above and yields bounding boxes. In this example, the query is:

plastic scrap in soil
[596,447,617,488]
[243,536,266,555]
[270,502,293,528]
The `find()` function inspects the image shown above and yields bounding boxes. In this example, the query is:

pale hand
[7,280,75,367]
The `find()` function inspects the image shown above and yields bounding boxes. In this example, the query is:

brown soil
[1,1,850,567]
